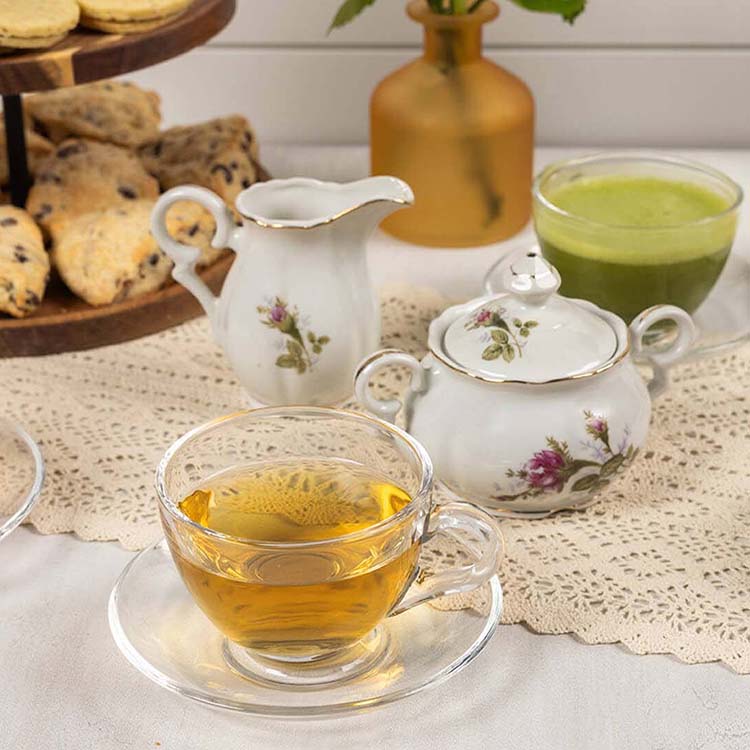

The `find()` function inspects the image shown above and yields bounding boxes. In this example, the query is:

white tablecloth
[3,146,750,750]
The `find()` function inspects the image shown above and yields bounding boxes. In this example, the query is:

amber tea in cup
[157,408,501,687]
[175,458,419,656]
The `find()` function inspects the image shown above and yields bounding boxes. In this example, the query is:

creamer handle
[151,186,235,338]
[354,349,427,424]
[630,305,696,399]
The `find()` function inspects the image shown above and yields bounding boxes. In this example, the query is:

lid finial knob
[502,248,561,305]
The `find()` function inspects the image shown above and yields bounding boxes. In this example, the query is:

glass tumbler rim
[532,151,744,233]
[155,406,435,550]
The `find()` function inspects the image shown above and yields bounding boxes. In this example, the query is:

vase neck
[408,0,498,67]
[423,25,483,65]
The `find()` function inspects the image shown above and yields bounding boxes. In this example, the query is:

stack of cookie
[77,0,195,34]
[0,0,80,52]
[0,79,263,317]
[0,0,196,53]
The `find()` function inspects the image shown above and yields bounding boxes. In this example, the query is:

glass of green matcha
[533,153,742,323]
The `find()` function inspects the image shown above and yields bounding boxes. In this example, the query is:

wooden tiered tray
[0,0,251,357]
[0,0,235,95]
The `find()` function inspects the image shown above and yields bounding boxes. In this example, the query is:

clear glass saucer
[484,249,750,358]
[0,418,45,541]
[108,540,503,718]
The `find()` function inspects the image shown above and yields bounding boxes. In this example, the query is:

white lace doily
[2,284,749,673]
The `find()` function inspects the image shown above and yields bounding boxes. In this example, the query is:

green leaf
[571,474,600,492]
[287,339,304,355]
[297,360,307,374]
[307,331,316,343]
[482,343,502,360]
[276,355,297,368]
[494,315,509,331]
[501,345,515,363]
[600,455,625,477]
[520,328,530,337]
[318,335,330,345]
[491,329,509,344]
[313,344,322,354]
[525,320,539,328]
[513,318,523,328]
[568,459,599,473]
[507,0,586,23]
[329,0,377,31]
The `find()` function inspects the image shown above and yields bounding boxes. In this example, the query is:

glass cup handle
[390,502,504,616]
[354,349,427,424]
[630,305,696,399]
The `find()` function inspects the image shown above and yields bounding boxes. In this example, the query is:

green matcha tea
[534,173,738,322]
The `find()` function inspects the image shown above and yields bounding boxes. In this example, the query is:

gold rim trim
[354,348,406,382]
[428,336,631,385]
[155,405,434,550]
[239,196,413,231]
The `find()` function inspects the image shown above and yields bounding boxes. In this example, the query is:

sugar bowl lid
[440,251,619,382]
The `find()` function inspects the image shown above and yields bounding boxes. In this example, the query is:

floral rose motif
[464,305,538,364]
[497,412,637,503]
[269,304,288,324]
[526,449,566,491]
[474,308,493,326]
[257,296,330,374]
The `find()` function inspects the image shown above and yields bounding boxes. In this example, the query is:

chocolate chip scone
[53,197,229,307]
[26,80,161,149]
[53,201,172,306]
[165,200,228,268]
[0,206,50,317]
[26,138,160,241]
[138,116,260,204]
[0,125,53,185]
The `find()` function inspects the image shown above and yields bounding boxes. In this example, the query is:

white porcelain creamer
[152,177,413,405]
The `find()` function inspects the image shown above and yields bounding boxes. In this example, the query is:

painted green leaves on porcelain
[258,297,331,375]
[464,306,538,363]
[496,411,637,503]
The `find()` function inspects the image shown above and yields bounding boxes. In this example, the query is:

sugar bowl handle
[151,186,236,339]
[630,305,696,398]
[390,502,504,617]
[354,349,427,424]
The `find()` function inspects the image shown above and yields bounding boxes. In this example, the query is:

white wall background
[130,0,750,147]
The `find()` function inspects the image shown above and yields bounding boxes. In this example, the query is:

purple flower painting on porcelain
[464,305,538,363]
[257,296,330,374]
[496,411,638,503]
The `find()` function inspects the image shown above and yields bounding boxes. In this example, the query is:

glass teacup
[157,407,502,687]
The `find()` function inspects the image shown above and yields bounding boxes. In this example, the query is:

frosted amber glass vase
[371,0,534,247]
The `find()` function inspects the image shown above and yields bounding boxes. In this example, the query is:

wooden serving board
[0,255,234,358]
[0,0,236,95]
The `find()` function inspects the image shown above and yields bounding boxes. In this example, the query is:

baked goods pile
[0,79,262,317]
[0,0,196,52]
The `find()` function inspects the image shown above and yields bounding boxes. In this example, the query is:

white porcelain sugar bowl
[355,251,696,517]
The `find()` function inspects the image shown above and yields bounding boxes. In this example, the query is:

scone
[77,0,192,33]
[0,0,79,50]
[26,138,159,241]
[0,126,54,185]
[0,206,50,317]
[165,200,228,269]
[138,116,260,204]
[53,201,172,306]
[26,80,161,149]
[53,199,228,306]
